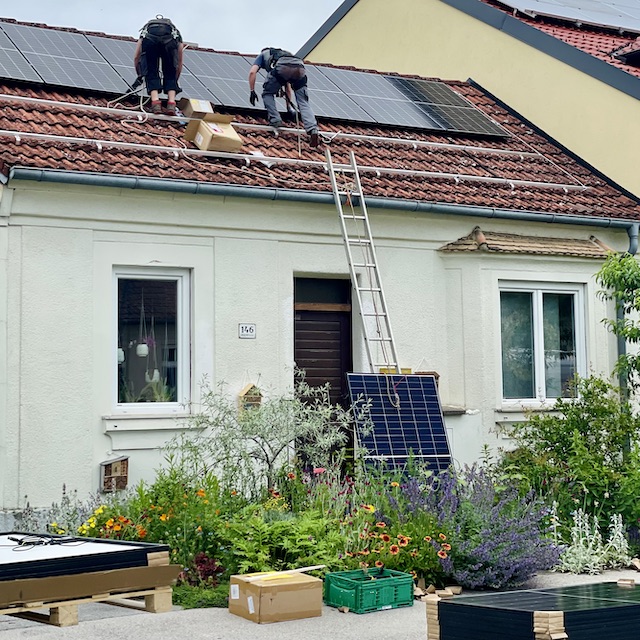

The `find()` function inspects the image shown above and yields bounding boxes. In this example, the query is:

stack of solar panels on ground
[347,373,451,471]
[0,18,507,137]
[437,583,640,640]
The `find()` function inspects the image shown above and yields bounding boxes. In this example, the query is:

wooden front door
[294,278,352,406]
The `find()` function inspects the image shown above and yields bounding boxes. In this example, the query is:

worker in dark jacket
[248,47,319,148]
[134,16,184,115]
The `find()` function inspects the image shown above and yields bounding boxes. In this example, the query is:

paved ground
[1,568,639,640]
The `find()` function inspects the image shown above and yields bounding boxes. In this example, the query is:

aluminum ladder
[325,148,401,374]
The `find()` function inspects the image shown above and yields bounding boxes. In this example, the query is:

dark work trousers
[261,57,318,134]
[141,38,180,95]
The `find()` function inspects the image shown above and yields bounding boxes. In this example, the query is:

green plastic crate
[324,568,414,614]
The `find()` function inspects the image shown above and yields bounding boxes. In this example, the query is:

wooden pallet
[0,585,173,627]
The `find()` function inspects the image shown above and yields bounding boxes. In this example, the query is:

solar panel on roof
[0,28,42,83]
[304,65,377,122]
[498,0,640,33]
[0,23,128,93]
[184,50,261,109]
[347,373,452,470]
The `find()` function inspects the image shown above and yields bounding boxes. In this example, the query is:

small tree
[182,371,368,499]
[596,252,640,391]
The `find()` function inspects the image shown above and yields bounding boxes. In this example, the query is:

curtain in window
[501,291,535,399]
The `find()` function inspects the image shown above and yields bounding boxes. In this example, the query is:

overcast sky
[2,1,346,56]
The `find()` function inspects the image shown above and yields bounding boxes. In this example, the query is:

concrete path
[1,568,638,639]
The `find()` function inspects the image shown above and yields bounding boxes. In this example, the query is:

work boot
[150,100,162,115]
[309,131,320,148]
[164,101,176,116]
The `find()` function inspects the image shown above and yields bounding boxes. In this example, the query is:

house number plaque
[238,323,256,339]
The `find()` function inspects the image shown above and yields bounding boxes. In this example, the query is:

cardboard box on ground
[228,572,323,624]
[178,98,243,152]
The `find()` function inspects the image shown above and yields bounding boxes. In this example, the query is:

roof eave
[8,166,639,231]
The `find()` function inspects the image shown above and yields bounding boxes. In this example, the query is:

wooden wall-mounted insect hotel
[100,456,129,492]
[238,383,263,412]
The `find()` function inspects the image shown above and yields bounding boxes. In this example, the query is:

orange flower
[423,536,432,542]
[410,550,418,557]
[118,515,127,522]
[397,535,411,547]
[196,489,206,498]
[196,525,203,533]
[368,532,378,538]
[390,481,399,487]
[159,513,168,521]
[439,533,447,541]
[231,490,237,496]
[360,562,369,569]
[136,525,147,538]
[113,524,122,532]
[410,570,418,580]
[359,549,370,556]
[361,504,376,513]
[442,543,451,551]
[437,550,448,559]
[346,551,354,557]
[381,533,391,543]
[287,472,296,480]
[376,522,387,528]
[390,544,400,555]
[375,560,384,568]
[105,518,114,528]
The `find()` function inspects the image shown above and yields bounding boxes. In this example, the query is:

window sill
[102,414,192,432]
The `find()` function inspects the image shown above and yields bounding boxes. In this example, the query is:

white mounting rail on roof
[0,93,542,159]
[0,127,589,192]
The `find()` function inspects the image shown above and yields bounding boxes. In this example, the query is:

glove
[249,90,258,106]
[282,108,296,122]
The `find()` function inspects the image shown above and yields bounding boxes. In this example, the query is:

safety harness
[140,17,181,46]
[262,47,294,71]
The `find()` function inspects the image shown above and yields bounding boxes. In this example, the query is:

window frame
[499,281,587,407]
[113,266,191,415]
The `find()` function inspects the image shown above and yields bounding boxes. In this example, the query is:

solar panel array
[498,0,640,34]
[347,373,452,471]
[0,19,507,136]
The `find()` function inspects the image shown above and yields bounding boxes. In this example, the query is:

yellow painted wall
[306,0,640,198]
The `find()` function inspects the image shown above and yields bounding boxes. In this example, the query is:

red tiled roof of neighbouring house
[0,18,639,223]
[483,0,640,77]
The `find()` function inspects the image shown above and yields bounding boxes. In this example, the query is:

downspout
[618,223,639,426]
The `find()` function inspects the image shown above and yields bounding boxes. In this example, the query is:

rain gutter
[8,167,639,237]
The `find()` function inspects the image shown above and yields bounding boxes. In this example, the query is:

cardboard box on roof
[177,97,214,119]
[186,116,243,153]
[228,571,322,624]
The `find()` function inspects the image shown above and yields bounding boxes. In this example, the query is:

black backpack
[263,47,293,70]
[141,18,181,46]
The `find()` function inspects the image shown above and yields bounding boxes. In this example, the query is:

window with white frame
[115,268,190,411]
[499,283,585,403]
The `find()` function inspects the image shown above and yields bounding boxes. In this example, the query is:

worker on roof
[134,15,184,116]
[249,48,320,148]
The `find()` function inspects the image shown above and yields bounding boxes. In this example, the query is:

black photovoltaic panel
[439,583,640,640]
[0,22,128,93]
[0,20,507,135]
[347,374,452,470]
[315,65,507,136]
[184,50,260,109]
[304,65,376,122]
[389,77,508,136]
[0,29,41,82]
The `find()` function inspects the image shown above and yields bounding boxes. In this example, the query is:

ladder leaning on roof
[325,148,401,375]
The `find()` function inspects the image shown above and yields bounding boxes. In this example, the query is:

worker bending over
[134,15,184,115]
[249,48,320,148]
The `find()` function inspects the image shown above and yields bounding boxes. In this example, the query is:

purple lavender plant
[389,465,560,589]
